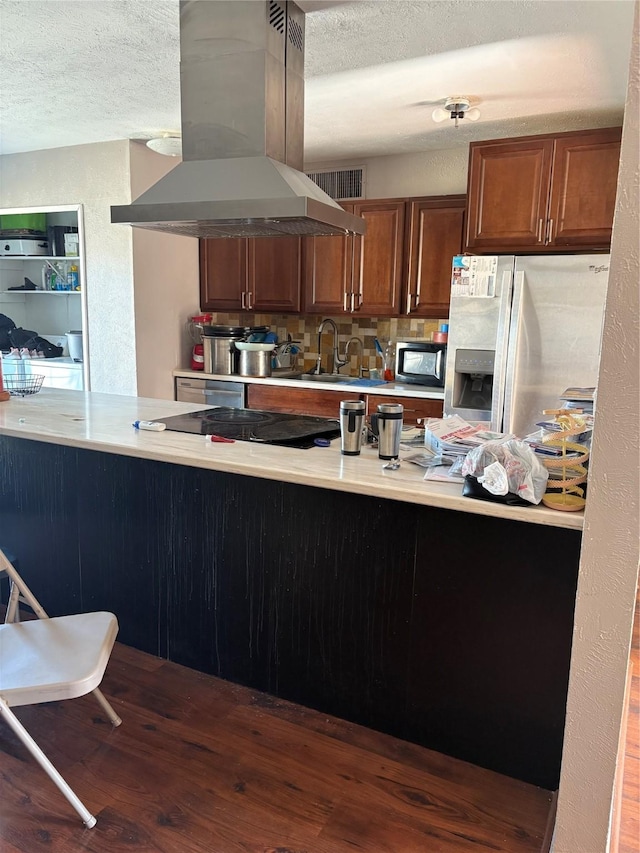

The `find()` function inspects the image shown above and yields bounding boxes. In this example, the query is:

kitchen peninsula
[0,389,582,791]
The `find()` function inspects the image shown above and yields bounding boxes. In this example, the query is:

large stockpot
[237,348,272,377]
[203,335,243,375]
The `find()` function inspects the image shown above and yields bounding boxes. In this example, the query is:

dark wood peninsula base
[0,435,581,790]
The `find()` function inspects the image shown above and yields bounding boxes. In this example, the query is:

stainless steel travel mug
[339,400,365,455]
[370,403,403,460]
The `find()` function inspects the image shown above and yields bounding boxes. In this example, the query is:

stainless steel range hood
[111,0,365,238]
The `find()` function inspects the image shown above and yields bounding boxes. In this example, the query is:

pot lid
[203,324,270,337]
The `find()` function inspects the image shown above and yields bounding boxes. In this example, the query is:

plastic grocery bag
[462,439,549,504]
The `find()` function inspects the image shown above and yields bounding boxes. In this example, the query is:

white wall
[129,143,199,400]
[0,141,136,394]
[553,6,640,851]
[306,144,468,198]
[0,140,199,399]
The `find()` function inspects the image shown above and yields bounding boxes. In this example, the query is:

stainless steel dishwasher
[175,377,245,408]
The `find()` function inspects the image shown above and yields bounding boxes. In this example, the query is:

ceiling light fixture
[145,134,182,157]
[432,97,481,128]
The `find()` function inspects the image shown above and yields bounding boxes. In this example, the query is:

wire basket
[3,374,45,397]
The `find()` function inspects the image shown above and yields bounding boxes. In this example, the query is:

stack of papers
[409,416,515,485]
[424,416,512,456]
[559,386,595,415]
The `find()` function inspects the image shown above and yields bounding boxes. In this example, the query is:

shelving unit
[0,205,88,389]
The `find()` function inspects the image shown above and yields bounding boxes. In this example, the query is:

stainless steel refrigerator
[444,254,610,436]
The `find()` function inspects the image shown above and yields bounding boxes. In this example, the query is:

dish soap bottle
[383,341,395,381]
[67,264,79,291]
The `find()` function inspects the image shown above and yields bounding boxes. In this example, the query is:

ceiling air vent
[305,167,366,201]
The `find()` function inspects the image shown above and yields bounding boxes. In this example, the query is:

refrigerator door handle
[502,271,525,435]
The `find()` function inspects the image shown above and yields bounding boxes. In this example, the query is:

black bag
[462,475,531,507]
[8,328,63,358]
[0,313,16,350]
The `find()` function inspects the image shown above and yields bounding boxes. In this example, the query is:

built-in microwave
[395,340,447,387]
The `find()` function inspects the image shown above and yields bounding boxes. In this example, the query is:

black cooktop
[158,407,341,449]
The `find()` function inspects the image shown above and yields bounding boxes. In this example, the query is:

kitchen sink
[298,373,355,383]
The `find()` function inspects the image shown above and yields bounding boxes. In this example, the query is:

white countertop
[173,369,445,400]
[0,388,581,530]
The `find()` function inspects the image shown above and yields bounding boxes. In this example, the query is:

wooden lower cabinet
[246,384,357,419]
[247,383,443,424]
[367,394,443,424]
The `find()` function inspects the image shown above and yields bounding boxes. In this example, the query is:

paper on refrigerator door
[451,255,498,297]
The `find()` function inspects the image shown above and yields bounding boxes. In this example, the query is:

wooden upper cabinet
[250,237,301,312]
[465,138,554,250]
[200,239,247,312]
[405,196,465,318]
[303,232,351,314]
[352,200,405,315]
[303,200,405,315]
[200,236,301,312]
[465,128,621,254]
[548,128,622,247]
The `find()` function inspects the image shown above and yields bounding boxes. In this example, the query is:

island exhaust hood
[111,0,365,239]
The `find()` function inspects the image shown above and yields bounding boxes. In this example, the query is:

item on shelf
[66,331,83,362]
[0,237,49,257]
[8,277,37,291]
[64,232,79,257]
[47,225,77,257]
[540,410,591,512]
[0,213,46,233]
[67,264,79,291]
[8,327,63,359]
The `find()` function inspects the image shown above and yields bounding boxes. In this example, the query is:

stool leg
[5,581,21,623]
[0,697,97,828]
[91,688,122,727]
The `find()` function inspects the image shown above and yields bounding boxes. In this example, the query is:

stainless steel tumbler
[339,400,366,455]
[370,403,403,466]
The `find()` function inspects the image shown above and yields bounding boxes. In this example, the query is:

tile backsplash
[208,313,446,374]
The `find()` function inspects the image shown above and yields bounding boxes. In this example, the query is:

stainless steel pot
[203,335,243,375]
[238,349,272,377]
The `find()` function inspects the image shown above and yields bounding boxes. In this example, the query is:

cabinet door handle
[546,219,554,243]
[537,218,544,243]
[241,291,246,310]
[343,290,349,312]
[351,292,356,312]
[247,291,253,310]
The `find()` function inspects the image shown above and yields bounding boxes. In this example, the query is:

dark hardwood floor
[0,642,554,853]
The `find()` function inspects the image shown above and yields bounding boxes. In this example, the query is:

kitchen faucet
[316,318,347,375]
[343,336,366,377]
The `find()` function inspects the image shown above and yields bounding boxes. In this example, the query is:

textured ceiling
[0,0,634,161]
